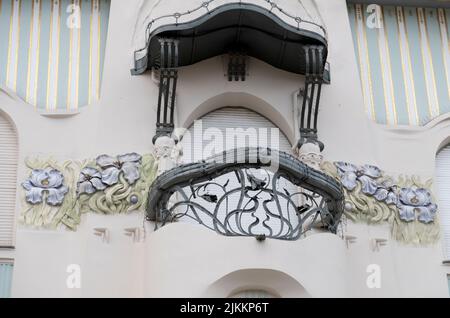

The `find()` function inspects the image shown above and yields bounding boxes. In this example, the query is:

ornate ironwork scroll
[147,148,344,240]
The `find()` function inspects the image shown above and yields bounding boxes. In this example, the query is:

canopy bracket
[227,52,247,81]
[298,45,326,151]
[153,38,179,143]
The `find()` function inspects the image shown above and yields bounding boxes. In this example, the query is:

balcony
[146,148,344,241]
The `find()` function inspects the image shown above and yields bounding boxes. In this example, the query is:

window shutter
[0,261,14,298]
[0,114,18,248]
[182,107,292,163]
[436,145,450,260]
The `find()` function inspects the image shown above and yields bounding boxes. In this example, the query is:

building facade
[0,0,450,298]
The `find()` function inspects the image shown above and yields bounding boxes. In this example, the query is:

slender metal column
[153,38,180,144]
[298,45,326,151]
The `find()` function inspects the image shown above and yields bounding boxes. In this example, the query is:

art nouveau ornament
[76,153,156,216]
[334,162,438,224]
[77,167,107,195]
[22,168,69,206]
[335,162,381,195]
[21,154,158,231]
[96,153,142,185]
[397,187,437,224]
[154,136,178,175]
[323,161,440,245]
[297,142,323,171]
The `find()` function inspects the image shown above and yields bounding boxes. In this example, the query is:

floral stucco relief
[323,161,440,245]
[20,154,158,231]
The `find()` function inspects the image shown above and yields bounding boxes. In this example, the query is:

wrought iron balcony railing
[146,148,344,241]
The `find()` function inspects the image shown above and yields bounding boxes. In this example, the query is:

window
[448,275,450,297]
[0,261,13,298]
[436,145,450,260]
[0,113,18,247]
[182,107,292,163]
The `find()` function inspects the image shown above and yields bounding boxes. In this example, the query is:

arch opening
[181,106,293,164]
[181,92,296,145]
[203,269,312,298]
[436,145,450,260]
[0,110,19,248]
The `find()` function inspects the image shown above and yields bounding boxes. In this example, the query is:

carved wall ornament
[20,154,158,231]
[77,153,143,195]
[77,168,107,195]
[95,153,142,186]
[154,135,179,174]
[22,168,69,206]
[76,153,157,216]
[297,142,323,171]
[398,187,437,224]
[21,159,80,230]
[322,161,440,245]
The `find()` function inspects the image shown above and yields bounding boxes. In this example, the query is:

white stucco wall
[0,0,449,298]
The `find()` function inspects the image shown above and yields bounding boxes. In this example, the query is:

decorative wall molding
[322,161,440,245]
[20,153,158,231]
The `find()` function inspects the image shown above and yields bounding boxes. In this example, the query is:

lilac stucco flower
[22,168,68,206]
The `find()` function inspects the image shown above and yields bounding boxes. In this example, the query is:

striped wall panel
[0,0,110,112]
[348,3,450,126]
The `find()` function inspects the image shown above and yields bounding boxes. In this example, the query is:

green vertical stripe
[0,0,12,86]
[36,0,52,110]
[384,6,409,125]
[98,0,109,100]
[78,0,91,107]
[57,0,71,110]
[364,4,387,124]
[446,9,450,41]
[17,0,32,101]
[348,4,360,75]
[425,8,449,115]
[404,7,430,125]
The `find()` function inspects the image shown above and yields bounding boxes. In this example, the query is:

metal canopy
[132,3,328,76]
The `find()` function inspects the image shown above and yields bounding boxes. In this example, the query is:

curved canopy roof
[131,0,328,76]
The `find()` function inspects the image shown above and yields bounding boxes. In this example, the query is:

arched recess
[203,269,311,298]
[0,110,18,248]
[180,92,296,145]
[436,144,450,260]
[181,106,293,163]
